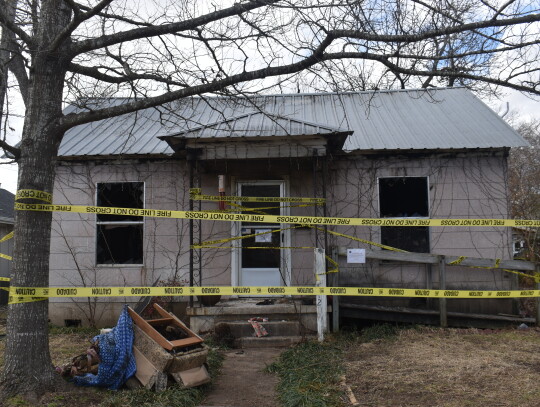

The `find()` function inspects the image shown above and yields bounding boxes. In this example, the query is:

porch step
[187,299,330,335]
[219,320,307,338]
[236,335,310,348]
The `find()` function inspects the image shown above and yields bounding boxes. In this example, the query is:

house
[48,87,528,327]
[0,186,14,305]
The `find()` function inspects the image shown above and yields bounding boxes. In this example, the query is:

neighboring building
[0,186,14,305]
[48,88,528,326]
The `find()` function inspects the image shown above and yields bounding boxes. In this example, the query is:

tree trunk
[0,0,71,399]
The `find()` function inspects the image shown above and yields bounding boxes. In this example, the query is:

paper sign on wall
[255,229,272,243]
[347,248,366,263]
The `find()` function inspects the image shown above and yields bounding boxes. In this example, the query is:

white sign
[347,248,366,263]
[255,229,272,243]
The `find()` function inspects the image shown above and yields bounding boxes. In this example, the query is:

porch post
[439,255,448,328]
[315,247,328,341]
[188,155,195,308]
[536,264,540,326]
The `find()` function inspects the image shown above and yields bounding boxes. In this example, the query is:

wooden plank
[128,307,175,351]
[331,247,340,333]
[536,265,540,327]
[158,307,205,342]
[336,247,534,271]
[153,303,204,345]
[133,346,159,389]
[315,248,327,342]
[340,302,536,323]
[171,365,211,388]
[169,337,204,348]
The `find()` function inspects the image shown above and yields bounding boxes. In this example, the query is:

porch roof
[159,111,350,140]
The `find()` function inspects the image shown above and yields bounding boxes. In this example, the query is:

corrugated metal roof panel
[58,88,527,157]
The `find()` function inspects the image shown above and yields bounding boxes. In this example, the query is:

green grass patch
[99,347,224,407]
[267,341,345,407]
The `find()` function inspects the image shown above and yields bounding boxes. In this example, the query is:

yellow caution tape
[191,194,325,204]
[15,202,540,227]
[189,188,202,195]
[0,232,14,261]
[15,189,52,203]
[0,231,13,243]
[7,286,540,303]
[449,256,466,265]
[0,277,10,282]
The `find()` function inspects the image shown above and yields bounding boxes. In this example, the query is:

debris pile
[127,303,210,391]
[62,306,137,390]
[56,303,209,392]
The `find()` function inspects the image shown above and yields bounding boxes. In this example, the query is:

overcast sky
[0,88,538,195]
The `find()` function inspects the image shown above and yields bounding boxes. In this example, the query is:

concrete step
[236,335,312,348]
[219,320,306,338]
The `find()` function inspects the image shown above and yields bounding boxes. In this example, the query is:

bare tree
[0,0,539,399]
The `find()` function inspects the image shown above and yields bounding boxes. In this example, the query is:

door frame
[231,178,291,289]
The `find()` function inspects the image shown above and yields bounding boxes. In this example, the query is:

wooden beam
[336,247,534,271]
[339,302,536,323]
[439,256,447,328]
[331,247,340,333]
[315,248,327,342]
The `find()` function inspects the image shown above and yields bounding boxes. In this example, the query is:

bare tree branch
[69,0,282,56]
[0,138,20,159]
[0,0,34,47]
[331,13,540,44]
[60,34,334,129]
[48,0,113,51]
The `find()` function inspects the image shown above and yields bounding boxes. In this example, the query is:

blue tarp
[74,306,136,390]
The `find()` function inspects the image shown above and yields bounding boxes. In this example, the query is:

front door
[234,181,289,287]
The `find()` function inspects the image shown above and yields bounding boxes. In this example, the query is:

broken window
[379,177,429,253]
[96,182,144,265]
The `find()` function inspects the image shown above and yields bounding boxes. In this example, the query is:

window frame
[377,175,430,253]
[95,181,145,266]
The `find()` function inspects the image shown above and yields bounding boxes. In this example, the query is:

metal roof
[58,88,527,157]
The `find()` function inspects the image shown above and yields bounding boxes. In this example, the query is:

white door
[234,181,289,287]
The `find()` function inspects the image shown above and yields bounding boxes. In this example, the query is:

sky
[0,88,538,195]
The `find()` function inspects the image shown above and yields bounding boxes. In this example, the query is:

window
[96,182,144,265]
[379,177,429,253]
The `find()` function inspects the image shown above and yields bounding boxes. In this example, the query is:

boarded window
[379,177,429,253]
[96,182,144,264]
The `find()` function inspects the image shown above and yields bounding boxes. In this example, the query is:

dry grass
[345,327,540,407]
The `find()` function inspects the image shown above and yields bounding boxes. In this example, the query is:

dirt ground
[344,326,540,407]
[2,308,540,407]
[200,348,281,407]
